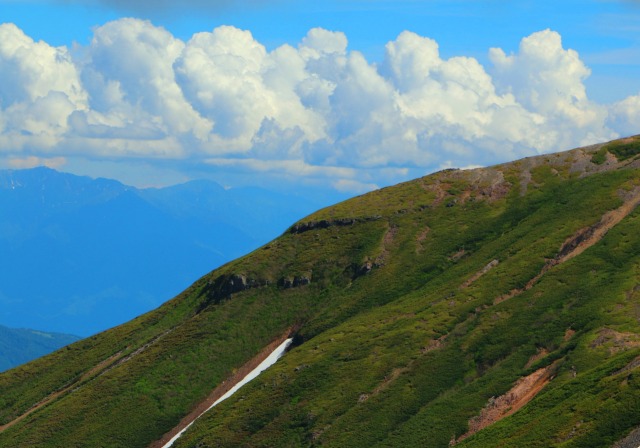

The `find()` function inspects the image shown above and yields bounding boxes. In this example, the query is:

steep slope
[0,168,328,335]
[0,325,80,372]
[1,136,640,447]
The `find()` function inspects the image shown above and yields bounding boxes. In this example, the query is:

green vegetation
[590,147,608,165]
[591,134,640,164]
[1,137,640,447]
[605,136,640,161]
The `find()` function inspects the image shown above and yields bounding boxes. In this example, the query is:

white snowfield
[161,338,293,448]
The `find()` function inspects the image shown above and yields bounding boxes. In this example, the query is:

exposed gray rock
[289,216,382,234]
[612,426,640,448]
[199,273,269,312]
[278,275,311,289]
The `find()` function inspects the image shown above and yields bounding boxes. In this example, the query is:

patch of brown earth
[564,328,576,341]
[460,259,499,289]
[454,364,555,444]
[557,186,640,264]
[494,186,640,305]
[149,330,294,448]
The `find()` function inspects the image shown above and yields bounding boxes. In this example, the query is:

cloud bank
[48,0,270,16]
[0,19,638,191]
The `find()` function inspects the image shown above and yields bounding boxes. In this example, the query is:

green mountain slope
[0,325,80,372]
[1,136,640,447]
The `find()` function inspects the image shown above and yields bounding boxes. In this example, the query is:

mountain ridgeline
[1,136,640,447]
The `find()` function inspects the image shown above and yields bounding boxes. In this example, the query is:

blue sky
[1,0,640,194]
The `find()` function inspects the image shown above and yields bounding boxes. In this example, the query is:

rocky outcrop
[289,216,381,234]
[612,426,640,448]
[199,274,269,312]
[278,276,311,289]
[200,271,315,311]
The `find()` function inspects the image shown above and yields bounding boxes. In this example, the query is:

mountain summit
[1,136,640,447]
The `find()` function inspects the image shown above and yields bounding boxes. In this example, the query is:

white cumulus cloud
[0,20,637,192]
[0,23,87,150]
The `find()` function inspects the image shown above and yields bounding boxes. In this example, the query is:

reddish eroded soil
[495,186,640,305]
[564,328,576,341]
[148,330,294,448]
[556,186,640,264]
[454,364,556,444]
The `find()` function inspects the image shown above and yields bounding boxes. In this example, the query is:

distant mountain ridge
[0,167,335,336]
[0,324,80,372]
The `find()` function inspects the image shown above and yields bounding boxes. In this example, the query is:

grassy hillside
[1,136,640,447]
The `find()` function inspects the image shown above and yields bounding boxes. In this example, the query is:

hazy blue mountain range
[0,324,80,372]
[0,167,339,336]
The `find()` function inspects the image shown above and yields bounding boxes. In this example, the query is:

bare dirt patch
[495,186,640,306]
[564,328,576,342]
[454,364,555,444]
